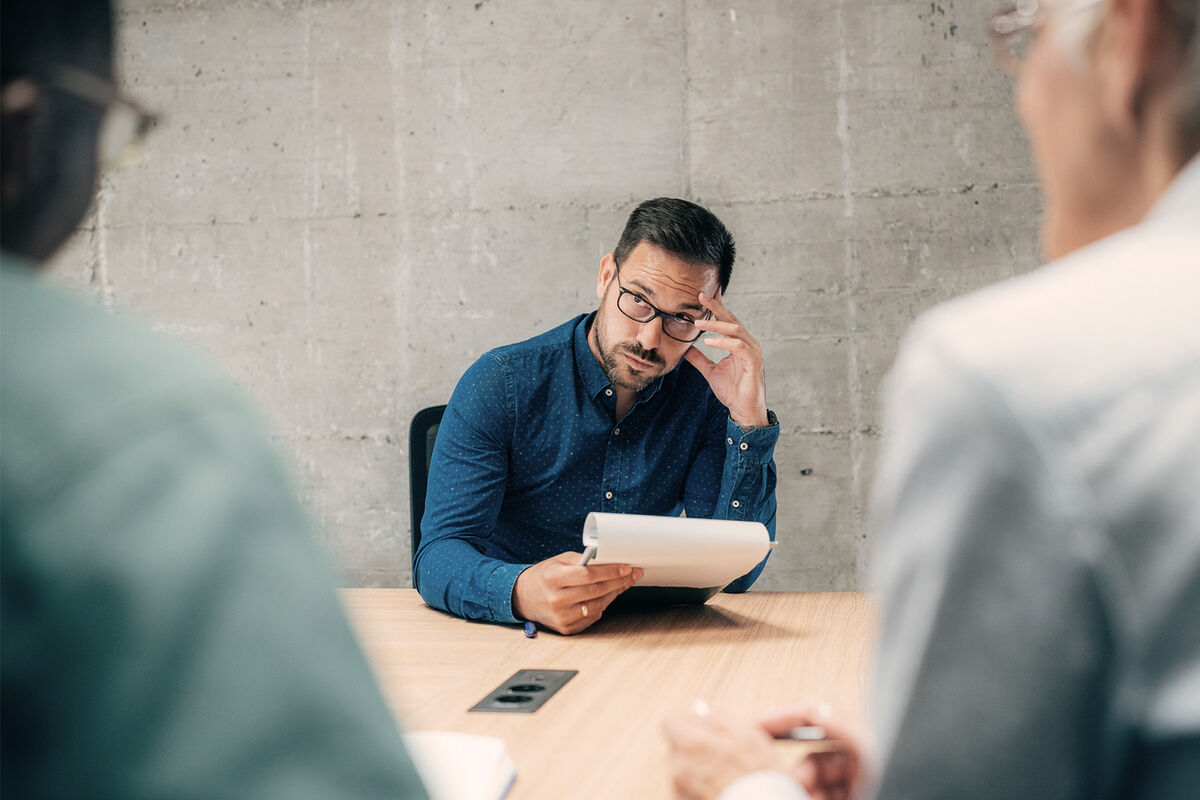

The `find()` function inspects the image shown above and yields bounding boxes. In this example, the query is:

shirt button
[732,500,741,508]
[739,442,749,451]
[613,427,620,436]
[605,491,614,500]
[726,437,734,445]
[604,388,613,397]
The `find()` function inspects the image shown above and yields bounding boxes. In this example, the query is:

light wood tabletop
[342,589,874,800]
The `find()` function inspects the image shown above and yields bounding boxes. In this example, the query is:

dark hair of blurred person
[1,2,428,797]
[1,2,111,259]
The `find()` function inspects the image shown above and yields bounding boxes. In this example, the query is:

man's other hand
[512,552,642,634]
[684,292,768,429]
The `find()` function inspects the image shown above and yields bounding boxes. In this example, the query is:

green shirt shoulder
[1,259,426,800]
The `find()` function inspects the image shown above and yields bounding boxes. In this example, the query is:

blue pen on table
[523,620,537,638]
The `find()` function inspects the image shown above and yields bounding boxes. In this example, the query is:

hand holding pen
[524,547,601,637]
[664,700,863,800]
[757,702,864,800]
[511,546,643,636]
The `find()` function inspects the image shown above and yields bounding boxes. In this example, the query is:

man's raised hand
[684,292,768,429]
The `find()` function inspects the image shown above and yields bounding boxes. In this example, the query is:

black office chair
[408,404,446,579]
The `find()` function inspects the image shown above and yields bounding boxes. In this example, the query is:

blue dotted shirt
[414,313,779,623]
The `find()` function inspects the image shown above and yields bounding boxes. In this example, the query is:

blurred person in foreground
[0,2,427,797]
[664,0,1200,798]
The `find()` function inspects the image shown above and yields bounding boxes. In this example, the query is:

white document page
[402,730,516,800]
[582,512,771,588]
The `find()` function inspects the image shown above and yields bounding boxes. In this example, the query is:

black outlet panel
[469,669,578,713]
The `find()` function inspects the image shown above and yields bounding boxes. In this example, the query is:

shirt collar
[572,311,669,403]
[574,312,612,399]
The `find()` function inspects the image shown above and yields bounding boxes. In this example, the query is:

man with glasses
[416,198,778,634]
[1,3,428,797]
[665,0,1200,798]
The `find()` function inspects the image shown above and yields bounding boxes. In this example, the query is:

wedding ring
[581,603,589,618]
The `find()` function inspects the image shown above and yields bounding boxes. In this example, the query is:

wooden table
[343,589,874,800]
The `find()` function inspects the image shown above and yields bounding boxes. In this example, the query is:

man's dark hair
[612,198,736,293]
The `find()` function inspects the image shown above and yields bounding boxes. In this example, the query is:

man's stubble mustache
[621,342,664,366]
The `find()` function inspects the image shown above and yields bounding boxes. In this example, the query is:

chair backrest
[408,404,446,577]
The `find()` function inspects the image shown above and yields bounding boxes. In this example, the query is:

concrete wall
[48,0,1043,590]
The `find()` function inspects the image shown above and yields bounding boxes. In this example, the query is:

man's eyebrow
[628,279,705,314]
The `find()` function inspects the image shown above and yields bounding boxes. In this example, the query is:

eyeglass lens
[616,290,702,342]
[96,98,157,169]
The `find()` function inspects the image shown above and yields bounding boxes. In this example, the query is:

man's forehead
[619,243,719,304]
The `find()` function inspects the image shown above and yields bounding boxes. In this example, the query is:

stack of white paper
[402,730,517,800]
[582,512,771,588]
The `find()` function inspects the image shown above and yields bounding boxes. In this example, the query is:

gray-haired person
[665,1,1200,798]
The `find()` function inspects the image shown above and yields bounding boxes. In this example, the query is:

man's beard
[592,307,666,392]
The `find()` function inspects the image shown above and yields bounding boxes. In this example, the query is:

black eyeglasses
[988,0,1102,76]
[32,63,158,168]
[613,266,711,343]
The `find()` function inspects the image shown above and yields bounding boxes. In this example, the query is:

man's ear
[1094,0,1161,136]
[596,253,616,301]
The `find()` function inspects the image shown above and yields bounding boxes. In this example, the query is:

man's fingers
[698,335,741,352]
[552,561,633,587]
[698,291,742,325]
[683,345,715,375]
[543,597,602,635]
[565,572,636,604]
[580,562,634,581]
[700,332,758,355]
[588,583,633,616]
[691,318,745,338]
[557,583,630,634]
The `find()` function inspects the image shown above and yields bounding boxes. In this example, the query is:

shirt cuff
[725,409,779,466]
[718,770,809,800]
[487,561,531,624]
